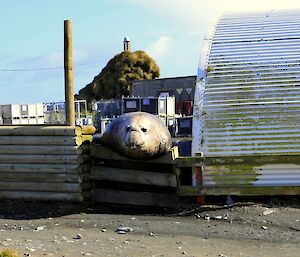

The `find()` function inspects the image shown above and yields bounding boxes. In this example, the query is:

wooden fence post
[64,20,75,126]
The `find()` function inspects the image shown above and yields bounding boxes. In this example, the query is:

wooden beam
[91,166,177,187]
[0,191,84,201]
[64,20,75,126]
[81,135,93,143]
[0,154,89,164]
[177,185,300,196]
[0,135,82,146]
[175,155,300,167]
[0,163,89,173]
[0,145,88,155]
[175,157,204,167]
[203,155,300,166]
[0,126,81,136]
[0,172,82,183]
[94,188,177,208]
[78,125,96,135]
[0,181,81,192]
[90,144,178,164]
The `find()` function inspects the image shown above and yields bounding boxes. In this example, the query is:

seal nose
[128,131,143,147]
[126,124,144,149]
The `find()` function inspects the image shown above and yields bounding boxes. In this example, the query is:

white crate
[28,117,45,124]
[20,118,29,125]
[3,118,20,125]
[37,117,45,124]
[2,103,44,119]
[28,103,44,117]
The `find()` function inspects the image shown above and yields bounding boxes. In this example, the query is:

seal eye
[126,125,131,132]
[141,128,147,133]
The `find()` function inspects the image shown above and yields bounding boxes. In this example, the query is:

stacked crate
[90,145,179,208]
[2,103,44,125]
[0,125,95,201]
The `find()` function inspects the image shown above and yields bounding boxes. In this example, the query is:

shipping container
[177,116,193,136]
[92,99,122,117]
[122,98,141,113]
[122,96,175,116]
[182,101,193,116]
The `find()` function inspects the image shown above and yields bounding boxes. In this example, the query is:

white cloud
[120,0,300,29]
[146,36,172,60]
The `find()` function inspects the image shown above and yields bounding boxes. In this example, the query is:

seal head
[100,112,172,159]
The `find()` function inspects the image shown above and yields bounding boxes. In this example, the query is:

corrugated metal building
[192,10,300,194]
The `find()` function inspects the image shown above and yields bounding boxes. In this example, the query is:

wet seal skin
[100,112,172,160]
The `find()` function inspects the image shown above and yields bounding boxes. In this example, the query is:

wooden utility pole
[64,20,75,126]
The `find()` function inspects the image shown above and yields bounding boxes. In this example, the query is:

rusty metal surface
[193,10,300,156]
[192,10,300,191]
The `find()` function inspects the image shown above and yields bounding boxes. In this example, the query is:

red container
[176,102,183,114]
[182,101,193,116]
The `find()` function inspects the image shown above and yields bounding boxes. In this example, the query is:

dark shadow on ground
[0,196,299,220]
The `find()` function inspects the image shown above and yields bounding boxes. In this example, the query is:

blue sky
[1,0,299,103]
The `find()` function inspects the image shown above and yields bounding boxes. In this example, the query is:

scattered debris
[101,228,107,232]
[263,209,274,216]
[116,227,133,233]
[25,247,36,252]
[219,254,228,257]
[34,226,45,232]
[74,234,82,239]
[214,216,223,220]
[261,226,268,230]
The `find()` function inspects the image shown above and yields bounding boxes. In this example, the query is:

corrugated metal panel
[192,10,300,190]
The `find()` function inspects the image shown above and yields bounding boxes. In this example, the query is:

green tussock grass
[0,249,19,257]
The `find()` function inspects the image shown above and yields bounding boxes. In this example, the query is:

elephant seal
[100,112,172,160]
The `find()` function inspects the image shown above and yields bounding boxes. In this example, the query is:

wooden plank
[205,186,300,196]
[0,191,84,201]
[0,125,81,136]
[0,136,82,146]
[0,172,82,183]
[78,125,96,135]
[0,163,89,173]
[177,186,198,196]
[0,154,89,164]
[0,181,81,192]
[91,167,177,187]
[175,157,204,167]
[0,145,89,155]
[177,185,300,196]
[90,144,178,164]
[175,154,300,167]
[203,155,300,166]
[81,135,93,143]
[94,188,177,208]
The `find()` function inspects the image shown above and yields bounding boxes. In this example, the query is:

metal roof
[192,9,300,157]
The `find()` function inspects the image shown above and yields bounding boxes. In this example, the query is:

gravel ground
[0,198,299,257]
